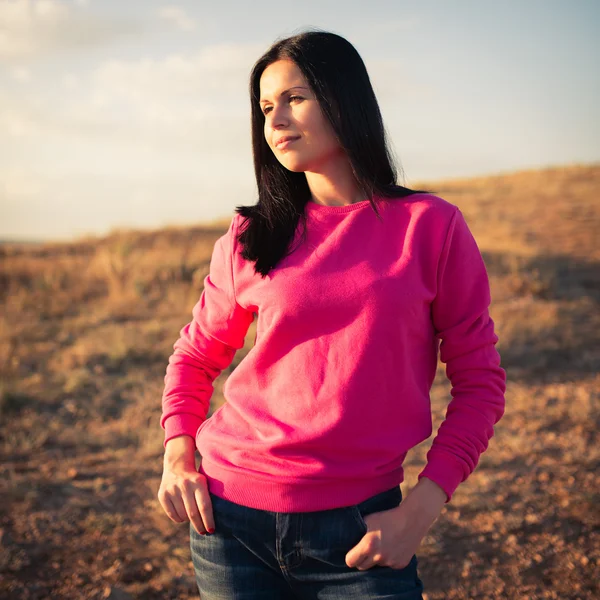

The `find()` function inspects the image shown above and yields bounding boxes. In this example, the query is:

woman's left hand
[345,477,447,571]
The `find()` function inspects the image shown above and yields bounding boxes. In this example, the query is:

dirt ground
[1,164,598,599]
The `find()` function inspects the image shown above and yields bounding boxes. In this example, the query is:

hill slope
[1,163,598,599]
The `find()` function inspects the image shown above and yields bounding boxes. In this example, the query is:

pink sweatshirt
[160,193,506,512]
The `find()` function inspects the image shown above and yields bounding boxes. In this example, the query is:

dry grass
[1,163,599,599]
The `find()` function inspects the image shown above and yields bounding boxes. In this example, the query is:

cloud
[62,43,262,148]
[0,167,43,202]
[9,66,32,83]
[157,5,196,32]
[0,90,41,137]
[0,0,147,63]
[0,41,265,157]
[0,38,431,157]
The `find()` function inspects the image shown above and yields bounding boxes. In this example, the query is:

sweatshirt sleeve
[160,215,255,448]
[418,207,506,502]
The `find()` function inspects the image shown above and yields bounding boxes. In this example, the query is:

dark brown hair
[235,29,429,277]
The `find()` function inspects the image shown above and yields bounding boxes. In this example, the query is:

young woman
[158,30,506,599]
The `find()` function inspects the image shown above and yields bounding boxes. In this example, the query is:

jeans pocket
[350,505,369,535]
[350,486,403,535]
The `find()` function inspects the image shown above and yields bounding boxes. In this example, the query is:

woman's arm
[157,216,254,535]
[160,215,255,447]
[418,207,507,502]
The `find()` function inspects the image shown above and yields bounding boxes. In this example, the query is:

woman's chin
[278,159,310,173]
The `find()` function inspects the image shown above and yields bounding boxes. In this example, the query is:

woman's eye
[262,96,303,116]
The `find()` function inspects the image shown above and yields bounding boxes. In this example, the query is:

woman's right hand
[157,435,215,535]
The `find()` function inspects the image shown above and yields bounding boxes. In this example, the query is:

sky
[1,0,599,242]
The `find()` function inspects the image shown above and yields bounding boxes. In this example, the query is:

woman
[158,30,506,599]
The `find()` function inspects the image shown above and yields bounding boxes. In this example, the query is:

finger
[357,552,383,570]
[164,496,187,523]
[354,555,377,571]
[181,486,206,534]
[195,487,215,533]
[345,541,371,569]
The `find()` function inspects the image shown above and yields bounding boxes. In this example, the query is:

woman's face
[259,59,344,173]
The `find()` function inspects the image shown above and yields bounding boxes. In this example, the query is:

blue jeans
[189,485,424,599]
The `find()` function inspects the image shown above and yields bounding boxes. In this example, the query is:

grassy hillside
[1,163,598,599]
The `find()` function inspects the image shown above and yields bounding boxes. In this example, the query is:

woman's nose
[270,104,289,128]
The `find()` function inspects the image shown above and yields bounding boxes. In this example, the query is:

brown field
[1,163,598,599]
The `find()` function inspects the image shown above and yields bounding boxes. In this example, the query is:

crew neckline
[305,197,381,215]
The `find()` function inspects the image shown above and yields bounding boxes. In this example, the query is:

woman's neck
[304,154,366,207]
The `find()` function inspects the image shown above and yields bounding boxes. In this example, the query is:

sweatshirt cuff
[417,454,467,503]
[162,414,204,449]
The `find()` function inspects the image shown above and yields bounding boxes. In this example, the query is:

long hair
[235,29,429,277]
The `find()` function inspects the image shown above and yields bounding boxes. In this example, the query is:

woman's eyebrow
[259,86,309,104]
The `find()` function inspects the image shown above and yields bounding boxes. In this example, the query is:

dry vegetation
[1,163,598,599]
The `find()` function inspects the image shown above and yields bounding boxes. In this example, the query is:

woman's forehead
[259,60,307,98]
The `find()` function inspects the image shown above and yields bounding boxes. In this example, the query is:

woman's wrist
[403,477,447,524]
[164,434,196,469]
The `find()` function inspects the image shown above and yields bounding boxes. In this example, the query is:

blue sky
[1,0,598,241]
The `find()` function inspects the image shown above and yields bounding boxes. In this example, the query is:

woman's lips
[275,136,300,149]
